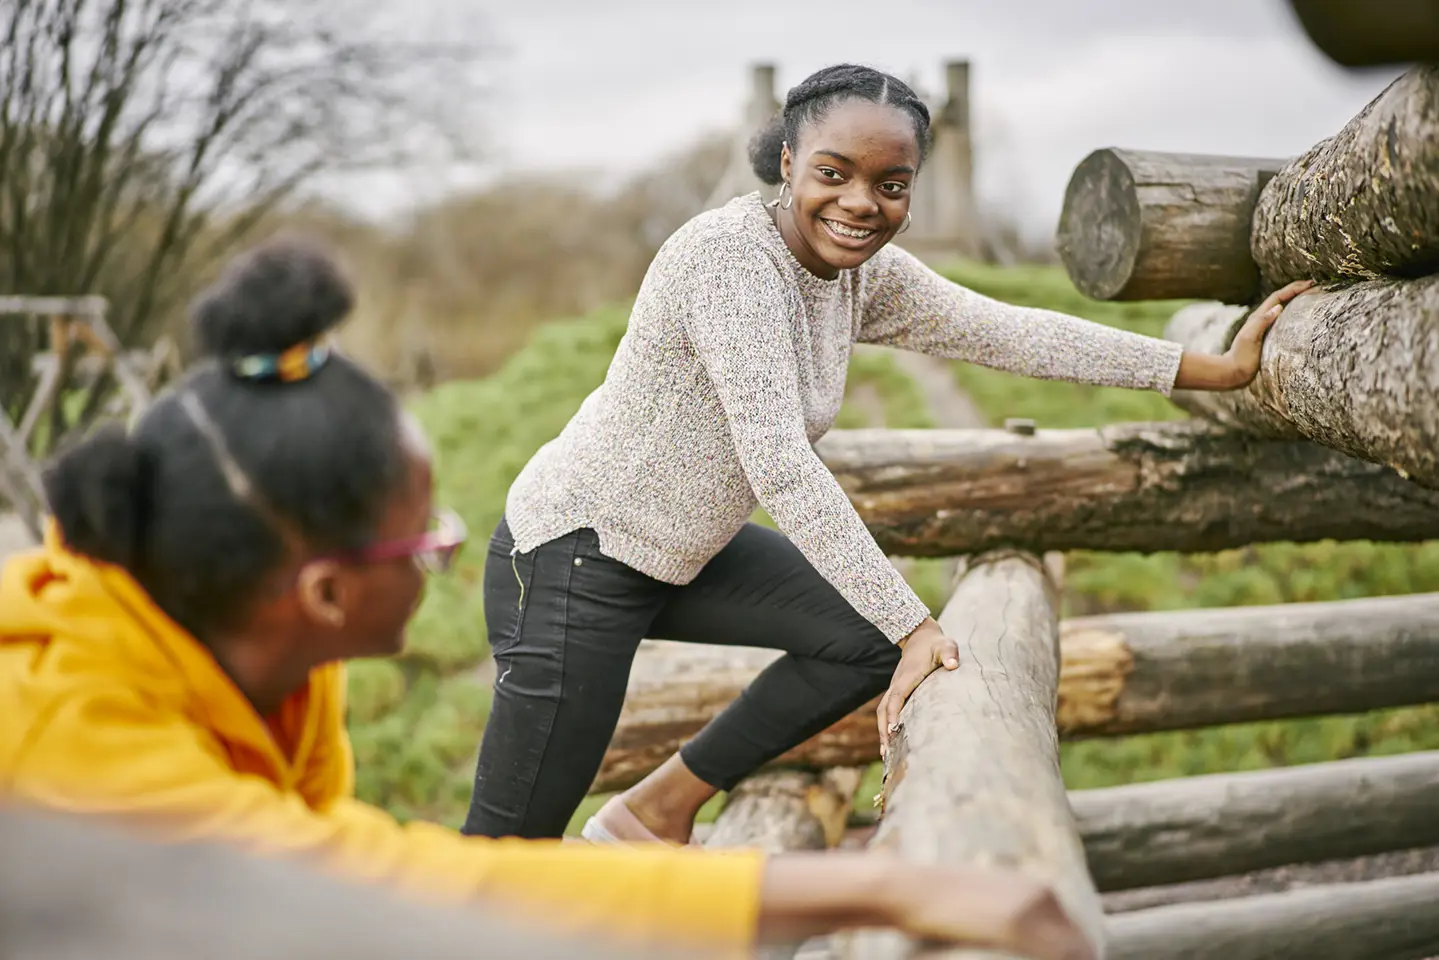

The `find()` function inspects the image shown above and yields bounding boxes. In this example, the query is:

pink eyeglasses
[332,508,468,574]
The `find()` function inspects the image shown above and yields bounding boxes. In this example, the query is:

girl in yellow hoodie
[0,237,1093,960]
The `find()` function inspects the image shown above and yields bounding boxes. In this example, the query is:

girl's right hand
[887,863,1097,960]
[757,854,1096,960]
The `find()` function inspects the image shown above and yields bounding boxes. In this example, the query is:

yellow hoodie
[0,527,762,955]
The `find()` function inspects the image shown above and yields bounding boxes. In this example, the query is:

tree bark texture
[837,552,1106,960]
[1288,0,1439,67]
[704,767,864,854]
[1251,65,1439,286]
[593,592,1439,793]
[1102,844,1439,914]
[1074,751,1439,892]
[814,421,1439,558]
[1056,148,1286,303]
[1105,872,1439,960]
[1165,278,1439,488]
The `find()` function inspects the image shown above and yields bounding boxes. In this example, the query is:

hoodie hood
[0,522,347,797]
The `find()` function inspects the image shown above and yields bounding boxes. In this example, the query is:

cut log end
[1057,148,1142,301]
[1057,149,1286,303]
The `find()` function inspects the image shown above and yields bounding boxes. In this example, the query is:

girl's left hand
[878,618,960,759]
[1223,279,1316,387]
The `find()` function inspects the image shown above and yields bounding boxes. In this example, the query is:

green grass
[348,260,1439,829]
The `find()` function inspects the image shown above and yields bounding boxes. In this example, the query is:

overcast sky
[331,0,1402,244]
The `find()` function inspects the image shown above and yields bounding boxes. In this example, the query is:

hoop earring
[897,211,912,234]
[778,181,793,210]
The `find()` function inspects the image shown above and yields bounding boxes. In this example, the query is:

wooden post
[1056,149,1287,303]
[1106,872,1439,960]
[704,767,863,854]
[1164,277,1439,489]
[1074,751,1439,891]
[594,591,1439,793]
[1251,65,1439,289]
[704,768,865,960]
[1103,845,1439,914]
[816,421,1439,558]
[839,551,1104,960]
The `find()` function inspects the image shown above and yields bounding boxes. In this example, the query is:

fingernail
[888,722,899,733]
[945,658,958,668]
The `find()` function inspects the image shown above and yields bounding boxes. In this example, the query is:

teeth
[825,219,875,239]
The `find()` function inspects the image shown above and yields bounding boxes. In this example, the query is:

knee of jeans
[858,642,902,682]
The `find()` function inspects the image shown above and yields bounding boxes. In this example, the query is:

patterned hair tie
[232,337,331,383]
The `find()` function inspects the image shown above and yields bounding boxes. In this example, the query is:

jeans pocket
[484,534,532,659]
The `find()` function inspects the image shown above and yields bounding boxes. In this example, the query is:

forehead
[798,99,920,166]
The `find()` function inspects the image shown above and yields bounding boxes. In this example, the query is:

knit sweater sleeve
[675,233,931,643]
[859,244,1184,395]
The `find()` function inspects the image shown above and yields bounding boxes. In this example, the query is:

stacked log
[1106,873,1439,960]
[1164,275,1438,488]
[1056,66,1439,303]
[814,422,1439,557]
[1056,150,1287,304]
[837,551,1105,960]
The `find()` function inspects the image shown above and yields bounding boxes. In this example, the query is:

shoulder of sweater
[655,194,788,274]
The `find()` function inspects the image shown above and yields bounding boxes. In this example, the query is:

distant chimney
[747,63,780,124]
[942,59,970,127]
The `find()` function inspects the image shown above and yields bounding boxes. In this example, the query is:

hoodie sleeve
[8,686,762,956]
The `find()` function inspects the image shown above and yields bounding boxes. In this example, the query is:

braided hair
[747,64,932,185]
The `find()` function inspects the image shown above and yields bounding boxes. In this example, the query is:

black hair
[43,236,410,641]
[747,63,933,186]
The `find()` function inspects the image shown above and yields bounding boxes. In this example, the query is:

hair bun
[747,113,786,186]
[42,423,146,568]
[190,235,355,364]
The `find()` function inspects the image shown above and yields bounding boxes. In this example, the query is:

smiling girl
[462,63,1311,848]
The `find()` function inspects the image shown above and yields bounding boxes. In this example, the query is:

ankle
[621,789,696,840]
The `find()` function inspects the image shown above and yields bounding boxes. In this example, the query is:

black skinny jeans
[461,516,901,839]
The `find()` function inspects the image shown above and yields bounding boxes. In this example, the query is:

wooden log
[1289,0,1439,67]
[840,551,1104,959]
[814,420,1439,559]
[1105,872,1439,960]
[0,808,655,960]
[704,767,864,853]
[1075,751,1439,892]
[1103,844,1439,914]
[1165,279,1439,488]
[1252,66,1439,287]
[593,591,1439,793]
[705,768,865,960]
[1056,149,1287,303]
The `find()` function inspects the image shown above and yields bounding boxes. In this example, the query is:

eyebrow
[813,149,915,176]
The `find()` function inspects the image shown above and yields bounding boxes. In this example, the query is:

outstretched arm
[11,688,1092,960]
[859,245,1311,395]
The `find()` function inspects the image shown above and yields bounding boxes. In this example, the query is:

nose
[835,184,880,219]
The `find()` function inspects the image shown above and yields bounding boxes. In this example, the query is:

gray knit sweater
[506,193,1184,642]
